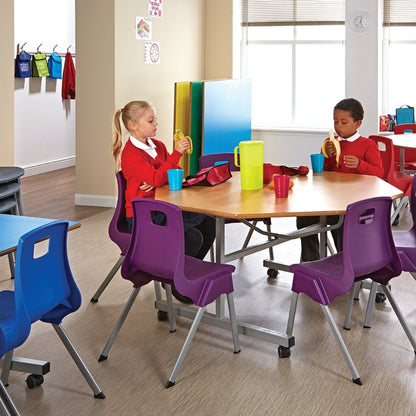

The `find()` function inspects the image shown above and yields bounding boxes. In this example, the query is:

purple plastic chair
[284,197,416,385]
[199,153,275,272]
[90,171,131,302]
[356,175,416,327]
[98,198,240,388]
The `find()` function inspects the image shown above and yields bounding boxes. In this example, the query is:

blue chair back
[14,220,81,324]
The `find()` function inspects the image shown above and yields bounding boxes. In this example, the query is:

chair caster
[375,292,386,303]
[26,374,44,389]
[157,310,168,321]
[278,345,291,358]
[98,355,108,362]
[267,268,279,278]
[165,380,175,388]
[90,297,98,303]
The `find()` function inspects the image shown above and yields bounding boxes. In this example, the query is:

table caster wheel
[26,374,44,389]
[375,292,386,303]
[278,346,291,358]
[157,310,168,321]
[267,268,279,278]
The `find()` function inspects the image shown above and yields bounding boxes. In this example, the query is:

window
[383,1,416,115]
[241,0,345,130]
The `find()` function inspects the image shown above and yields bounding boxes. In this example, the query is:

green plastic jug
[234,141,264,190]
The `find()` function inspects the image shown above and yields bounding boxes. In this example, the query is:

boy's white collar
[339,131,360,142]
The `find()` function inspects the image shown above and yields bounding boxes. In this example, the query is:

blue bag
[47,52,62,79]
[15,52,32,78]
[396,105,414,125]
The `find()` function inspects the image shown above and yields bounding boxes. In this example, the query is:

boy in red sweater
[297,98,383,261]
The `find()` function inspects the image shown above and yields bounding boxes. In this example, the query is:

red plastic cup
[263,163,273,184]
[273,174,290,198]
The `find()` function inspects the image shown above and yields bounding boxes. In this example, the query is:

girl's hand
[139,182,154,192]
[175,137,191,154]
[325,140,337,157]
[343,155,360,169]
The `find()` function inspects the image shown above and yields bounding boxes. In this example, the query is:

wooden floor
[2,167,416,416]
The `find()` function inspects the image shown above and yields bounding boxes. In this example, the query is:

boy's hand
[140,182,154,192]
[344,155,360,169]
[175,137,191,154]
[325,140,337,157]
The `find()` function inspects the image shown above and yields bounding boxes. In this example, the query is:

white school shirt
[129,136,157,159]
[339,131,360,142]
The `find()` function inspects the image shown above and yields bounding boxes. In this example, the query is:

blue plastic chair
[0,221,104,415]
[98,198,240,388]
[284,197,416,385]
[90,171,130,302]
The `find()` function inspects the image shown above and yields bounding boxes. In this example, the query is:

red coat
[323,136,383,178]
[121,138,182,217]
[62,52,75,100]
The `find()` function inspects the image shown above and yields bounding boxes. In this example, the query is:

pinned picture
[145,42,160,64]
[136,16,152,40]
[148,0,163,18]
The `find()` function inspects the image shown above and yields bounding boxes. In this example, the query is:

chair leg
[226,293,241,353]
[164,284,177,333]
[363,281,379,328]
[286,292,299,337]
[7,253,14,279]
[320,305,361,385]
[165,306,207,388]
[99,287,141,361]
[343,283,359,330]
[90,256,124,302]
[0,380,20,416]
[52,324,105,399]
[0,351,13,386]
[381,285,416,352]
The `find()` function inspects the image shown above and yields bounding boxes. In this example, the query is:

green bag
[31,53,49,77]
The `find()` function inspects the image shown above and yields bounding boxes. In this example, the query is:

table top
[155,171,403,219]
[391,133,416,149]
[0,214,80,256]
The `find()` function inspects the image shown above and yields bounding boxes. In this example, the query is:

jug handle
[234,146,240,167]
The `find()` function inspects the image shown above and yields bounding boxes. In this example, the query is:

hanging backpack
[47,52,62,79]
[15,52,32,78]
[31,53,50,77]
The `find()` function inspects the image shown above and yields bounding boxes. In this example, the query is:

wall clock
[348,10,372,33]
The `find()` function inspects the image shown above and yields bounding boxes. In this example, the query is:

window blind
[384,0,416,26]
[242,0,345,26]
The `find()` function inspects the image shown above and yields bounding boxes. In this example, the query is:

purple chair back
[343,197,402,285]
[121,198,185,289]
[199,153,239,171]
[108,171,130,255]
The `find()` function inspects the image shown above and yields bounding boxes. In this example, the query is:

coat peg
[36,43,42,53]
[19,42,27,53]
[67,45,72,52]
[53,44,58,52]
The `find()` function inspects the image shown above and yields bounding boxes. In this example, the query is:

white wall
[14,0,75,176]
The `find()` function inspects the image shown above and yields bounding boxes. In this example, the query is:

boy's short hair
[334,98,364,122]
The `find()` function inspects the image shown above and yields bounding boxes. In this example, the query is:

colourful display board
[189,82,203,175]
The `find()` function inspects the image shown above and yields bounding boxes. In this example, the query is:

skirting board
[21,157,75,177]
[75,194,116,208]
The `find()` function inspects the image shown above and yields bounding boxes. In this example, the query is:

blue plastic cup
[167,169,184,191]
[310,153,324,173]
